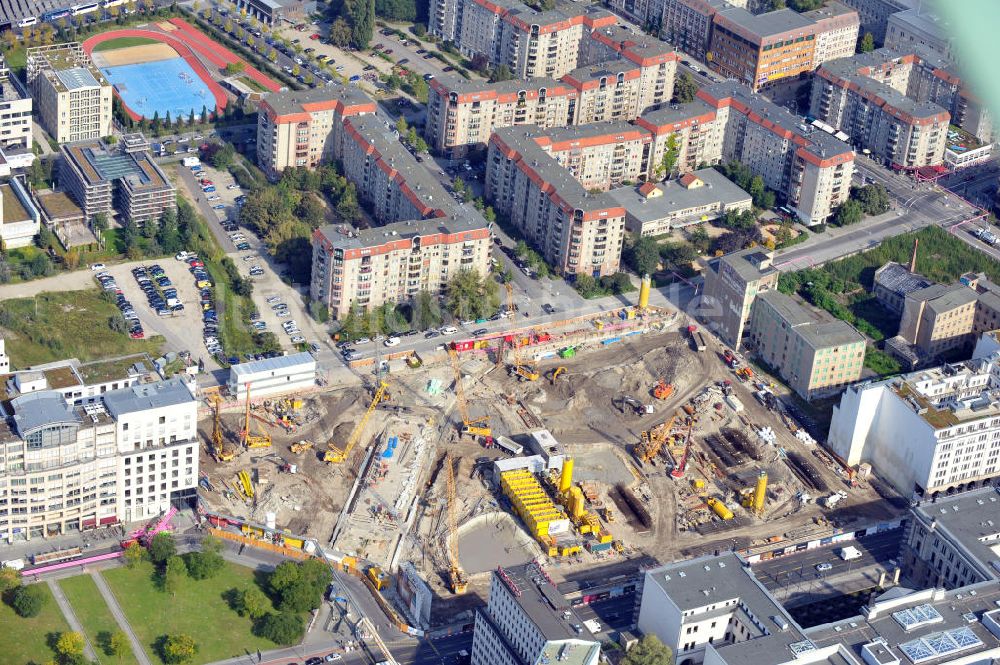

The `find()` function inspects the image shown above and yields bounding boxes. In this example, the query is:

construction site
[194,279,905,630]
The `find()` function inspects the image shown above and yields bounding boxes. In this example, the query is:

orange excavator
[653,379,674,400]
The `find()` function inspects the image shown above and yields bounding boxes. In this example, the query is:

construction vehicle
[448,349,492,438]
[445,454,469,594]
[209,394,236,462]
[548,366,566,384]
[723,349,739,369]
[289,440,314,454]
[240,383,272,449]
[618,394,654,416]
[504,283,539,381]
[325,381,388,463]
[237,469,254,499]
[121,506,177,549]
[637,416,674,463]
[653,380,674,400]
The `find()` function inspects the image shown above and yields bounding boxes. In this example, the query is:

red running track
[83,29,230,122]
[166,18,281,93]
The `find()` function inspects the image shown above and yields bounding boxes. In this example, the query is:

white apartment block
[0,57,33,151]
[470,563,601,665]
[806,0,861,66]
[26,43,112,145]
[256,84,376,178]
[0,377,198,542]
[828,354,1000,498]
[310,216,492,319]
[487,125,627,277]
[227,353,318,401]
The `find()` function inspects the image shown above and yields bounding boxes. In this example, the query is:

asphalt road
[751,530,903,596]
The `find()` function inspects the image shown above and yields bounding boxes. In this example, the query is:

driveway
[173,161,331,354]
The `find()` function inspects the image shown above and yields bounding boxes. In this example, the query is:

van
[838,546,862,561]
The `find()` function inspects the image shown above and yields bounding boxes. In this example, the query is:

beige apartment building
[535,122,653,190]
[424,23,676,158]
[660,0,733,61]
[897,274,1000,359]
[26,43,112,145]
[487,125,627,277]
[256,85,376,178]
[310,217,492,319]
[805,1,862,66]
[748,289,865,400]
[702,247,779,348]
[341,116,457,225]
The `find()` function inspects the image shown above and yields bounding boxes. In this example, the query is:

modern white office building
[227,353,318,401]
[828,353,1000,498]
[0,376,199,542]
[470,562,601,665]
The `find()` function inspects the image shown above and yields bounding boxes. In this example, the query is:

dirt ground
[91,42,179,67]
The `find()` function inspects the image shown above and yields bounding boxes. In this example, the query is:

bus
[494,436,523,457]
[72,2,100,15]
[31,546,83,566]
[101,0,128,8]
[17,16,38,27]
[41,7,72,22]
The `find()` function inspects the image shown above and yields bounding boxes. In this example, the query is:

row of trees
[716,161,777,210]
[832,184,891,227]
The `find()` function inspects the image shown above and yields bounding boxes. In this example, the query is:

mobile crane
[210,394,236,462]
[240,383,272,449]
[325,380,389,463]
[504,283,539,381]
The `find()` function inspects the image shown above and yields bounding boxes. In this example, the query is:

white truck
[839,545,862,561]
[821,492,846,508]
[1,558,24,570]
[181,156,201,167]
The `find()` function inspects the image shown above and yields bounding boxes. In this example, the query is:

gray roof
[873,262,934,298]
[317,213,490,252]
[230,352,316,380]
[497,564,599,644]
[431,72,566,97]
[920,283,979,315]
[713,247,777,283]
[714,7,814,42]
[346,115,457,218]
[10,391,80,436]
[819,53,948,121]
[492,124,617,213]
[638,98,717,128]
[909,486,1000,581]
[888,7,948,42]
[607,169,752,225]
[757,290,865,349]
[102,377,194,417]
[702,81,853,163]
[54,66,100,91]
[262,83,372,116]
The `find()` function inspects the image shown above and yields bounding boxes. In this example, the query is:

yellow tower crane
[240,383,272,449]
[448,349,492,439]
[210,394,235,462]
[445,454,468,594]
[504,283,539,381]
[325,380,389,463]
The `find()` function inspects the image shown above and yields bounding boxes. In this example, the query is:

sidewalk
[47,578,99,662]
[91,570,155,665]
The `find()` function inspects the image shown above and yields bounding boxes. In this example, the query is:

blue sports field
[100,57,216,120]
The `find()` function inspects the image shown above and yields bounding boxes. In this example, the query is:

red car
[129,330,145,339]
[188,259,205,268]
[309,33,321,40]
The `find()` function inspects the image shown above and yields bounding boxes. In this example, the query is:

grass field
[0,289,163,368]
[0,583,73,665]
[103,561,279,664]
[59,575,142,665]
[94,36,160,51]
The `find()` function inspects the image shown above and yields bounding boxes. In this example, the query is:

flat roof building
[227,352,317,401]
[59,138,175,227]
[0,179,40,249]
[608,169,753,237]
[26,43,112,145]
[748,290,866,400]
[470,562,601,665]
[702,248,779,348]
[256,84,376,178]
[0,56,33,152]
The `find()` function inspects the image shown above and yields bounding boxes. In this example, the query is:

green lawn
[103,561,279,664]
[0,289,164,368]
[59,575,142,665]
[93,36,161,51]
[0,583,73,665]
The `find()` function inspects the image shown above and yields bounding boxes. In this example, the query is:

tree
[0,565,22,593]
[573,272,600,297]
[210,143,236,169]
[160,634,198,664]
[269,560,301,595]
[55,632,86,661]
[689,224,710,253]
[107,630,128,662]
[162,555,186,595]
[336,183,361,222]
[64,247,81,270]
[122,542,144,569]
[347,0,375,49]
[854,183,890,216]
[329,17,352,47]
[859,31,875,53]
[489,64,514,82]
[236,586,270,619]
[183,548,224,580]
[148,532,176,564]
[672,71,698,103]
[296,192,326,228]
[375,0,416,21]
[834,199,864,227]
[254,612,304,646]
[658,133,679,179]
[446,269,499,320]
[622,635,674,665]
[278,578,323,612]
[12,584,46,617]
[624,235,661,276]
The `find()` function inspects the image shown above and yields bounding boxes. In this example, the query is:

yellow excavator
[548,366,566,385]
[445,454,468,593]
[210,394,236,462]
[241,383,271,449]
[448,349,491,439]
[325,381,388,463]
[290,440,314,454]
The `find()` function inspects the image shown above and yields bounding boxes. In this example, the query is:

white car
[440,326,458,335]
[175,251,191,261]
[227,184,240,190]
[290,335,306,344]
[276,310,292,317]
[90,263,106,271]
[384,336,400,347]
[206,195,220,201]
